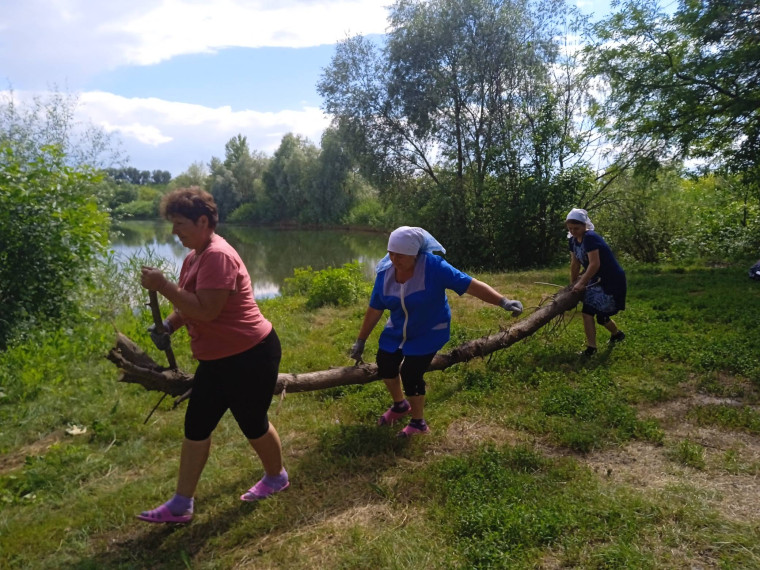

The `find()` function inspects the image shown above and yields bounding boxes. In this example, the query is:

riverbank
[2,262,759,568]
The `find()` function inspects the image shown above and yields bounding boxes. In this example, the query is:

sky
[1,0,614,177]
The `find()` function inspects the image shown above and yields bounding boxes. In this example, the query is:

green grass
[2,262,760,568]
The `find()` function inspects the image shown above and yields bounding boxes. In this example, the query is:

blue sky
[1,0,614,177]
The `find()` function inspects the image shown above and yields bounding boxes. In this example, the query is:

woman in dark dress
[565,208,626,356]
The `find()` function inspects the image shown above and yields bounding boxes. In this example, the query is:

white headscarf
[376,226,446,272]
[565,208,595,238]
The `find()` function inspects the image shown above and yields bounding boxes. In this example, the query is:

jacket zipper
[399,282,408,349]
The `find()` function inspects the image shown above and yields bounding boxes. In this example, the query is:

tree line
[2,0,759,349]
[113,0,759,269]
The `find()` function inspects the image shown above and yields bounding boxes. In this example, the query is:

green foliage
[112,199,156,219]
[282,262,371,309]
[430,446,660,568]
[539,372,664,451]
[0,143,109,347]
[688,405,760,435]
[319,0,593,268]
[281,266,317,296]
[342,194,395,229]
[0,88,121,169]
[91,178,138,211]
[104,167,170,185]
[227,201,258,223]
[586,0,760,177]
[669,439,706,470]
[208,135,270,221]
[168,161,208,190]
[595,166,688,263]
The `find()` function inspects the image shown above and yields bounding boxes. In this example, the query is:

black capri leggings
[184,329,281,441]
[376,348,436,397]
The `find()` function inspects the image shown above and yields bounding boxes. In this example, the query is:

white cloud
[100,121,174,146]
[77,91,332,173]
[109,0,389,65]
[0,0,389,79]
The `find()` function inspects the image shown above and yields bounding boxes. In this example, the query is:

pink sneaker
[397,423,430,438]
[378,403,411,426]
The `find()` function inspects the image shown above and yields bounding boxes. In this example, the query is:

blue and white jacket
[369,252,472,355]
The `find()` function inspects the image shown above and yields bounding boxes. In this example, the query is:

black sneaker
[609,331,626,344]
[578,346,597,357]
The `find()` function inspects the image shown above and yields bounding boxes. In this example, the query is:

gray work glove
[349,338,366,362]
[148,319,173,351]
[499,297,523,317]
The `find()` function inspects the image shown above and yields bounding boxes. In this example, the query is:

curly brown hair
[160,187,218,229]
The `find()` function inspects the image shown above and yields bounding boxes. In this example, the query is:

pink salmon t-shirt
[177,234,272,360]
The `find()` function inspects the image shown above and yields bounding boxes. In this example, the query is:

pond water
[110,221,389,298]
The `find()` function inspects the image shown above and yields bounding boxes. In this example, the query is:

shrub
[342,196,395,229]
[282,262,371,308]
[0,143,109,347]
[112,200,157,219]
[282,266,317,297]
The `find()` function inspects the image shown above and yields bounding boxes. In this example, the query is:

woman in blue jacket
[565,208,627,357]
[349,226,523,437]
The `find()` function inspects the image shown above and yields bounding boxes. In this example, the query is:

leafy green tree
[0,88,122,169]
[104,167,153,185]
[209,135,270,220]
[96,178,139,212]
[169,161,209,189]
[151,169,171,184]
[586,0,760,181]
[208,156,242,221]
[262,133,319,222]
[309,128,357,223]
[319,0,592,267]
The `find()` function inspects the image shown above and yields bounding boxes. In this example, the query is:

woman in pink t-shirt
[137,187,288,524]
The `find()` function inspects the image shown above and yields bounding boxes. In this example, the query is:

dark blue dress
[569,231,626,315]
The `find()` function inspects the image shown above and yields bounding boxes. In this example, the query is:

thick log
[108,286,581,397]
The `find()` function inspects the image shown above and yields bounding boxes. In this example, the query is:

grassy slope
[2,263,760,569]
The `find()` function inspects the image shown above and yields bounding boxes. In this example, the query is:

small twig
[144,393,168,424]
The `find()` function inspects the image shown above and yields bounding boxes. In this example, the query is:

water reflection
[110,221,388,298]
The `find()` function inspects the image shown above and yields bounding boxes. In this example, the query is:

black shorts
[184,329,281,441]
[376,349,436,397]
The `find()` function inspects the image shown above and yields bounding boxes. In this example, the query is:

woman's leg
[241,422,289,500]
[248,422,283,477]
[176,437,211,497]
[399,353,436,422]
[408,394,425,421]
[383,375,405,402]
[603,319,620,336]
[582,313,597,348]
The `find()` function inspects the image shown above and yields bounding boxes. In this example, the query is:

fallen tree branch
[107,286,581,397]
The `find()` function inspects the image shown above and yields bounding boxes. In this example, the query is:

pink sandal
[136,504,192,524]
[240,479,290,501]
[377,404,411,426]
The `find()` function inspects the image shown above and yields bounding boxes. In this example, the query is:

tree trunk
[107,286,580,400]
